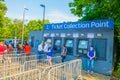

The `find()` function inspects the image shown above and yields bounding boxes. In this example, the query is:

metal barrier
[0,54,37,78]
[0,56,62,79]
[47,59,81,80]
[23,56,62,71]
[0,62,23,78]
[0,69,40,80]
[0,58,82,80]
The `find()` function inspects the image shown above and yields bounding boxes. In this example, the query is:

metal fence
[23,56,62,72]
[0,58,82,80]
[0,56,62,80]
[0,54,38,78]
[47,59,81,80]
[0,69,40,80]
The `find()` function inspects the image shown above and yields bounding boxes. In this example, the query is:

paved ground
[79,71,111,80]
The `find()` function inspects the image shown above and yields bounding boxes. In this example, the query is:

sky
[5,0,79,23]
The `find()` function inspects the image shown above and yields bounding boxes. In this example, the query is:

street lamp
[22,8,28,44]
[40,4,45,30]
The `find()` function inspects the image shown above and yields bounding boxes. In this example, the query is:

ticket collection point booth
[29,19,114,75]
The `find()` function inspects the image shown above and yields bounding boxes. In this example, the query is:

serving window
[77,39,88,56]
[65,39,74,55]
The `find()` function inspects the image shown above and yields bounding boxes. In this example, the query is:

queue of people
[16,41,32,55]
[0,40,32,63]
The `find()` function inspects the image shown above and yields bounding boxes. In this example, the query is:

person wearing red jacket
[0,41,7,63]
[23,42,32,60]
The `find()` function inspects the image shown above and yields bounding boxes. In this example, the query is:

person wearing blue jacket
[47,43,53,66]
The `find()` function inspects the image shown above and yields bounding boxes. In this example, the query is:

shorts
[47,56,51,61]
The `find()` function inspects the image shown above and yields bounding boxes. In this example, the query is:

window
[65,39,74,55]
[46,38,52,43]
[31,36,34,47]
[65,40,73,47]
[78,40,88,49]
[77,39,88,55]
[54,39,62,53]
[55,40,61,46]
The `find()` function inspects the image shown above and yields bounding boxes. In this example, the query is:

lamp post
[40,4,45,30]
[22,8,28,44]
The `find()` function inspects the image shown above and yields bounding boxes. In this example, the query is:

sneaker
[86,70,90,74]
[90,71,94,74]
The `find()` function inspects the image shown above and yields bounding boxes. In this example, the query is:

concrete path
[79,71,111,80]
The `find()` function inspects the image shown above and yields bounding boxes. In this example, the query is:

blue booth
[29,19,114,75]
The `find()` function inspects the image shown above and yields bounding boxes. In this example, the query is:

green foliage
[24,19,50,40]
[0,0,7,28]
[69,0,120,22]
[0,16,50,40]
[113,62,120,77]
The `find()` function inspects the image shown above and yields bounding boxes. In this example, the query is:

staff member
[87,46,96,74]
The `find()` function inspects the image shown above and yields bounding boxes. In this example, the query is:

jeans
[37,51,42,62]
[87,58,94,72]
[61,55,66,62]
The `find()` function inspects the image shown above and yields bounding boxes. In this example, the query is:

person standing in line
[0,41,7,63]
[87,46,96,74]
[6,43,14,63]
[43,42,48,53]
[7,43,14,56]
[37,41,44,61]
[16,42,21,55]
[47,43,53,66]
[23,42,32,61]
[61,45,67,62]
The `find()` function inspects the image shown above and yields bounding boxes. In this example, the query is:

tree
[69,0,120,22]
[24,19,50,40]
[0,0,7,39]
[0,0,7,28]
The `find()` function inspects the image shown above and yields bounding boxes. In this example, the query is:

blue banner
[44,19,114,30]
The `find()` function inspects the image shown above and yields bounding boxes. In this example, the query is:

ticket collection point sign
[44,19,114,30]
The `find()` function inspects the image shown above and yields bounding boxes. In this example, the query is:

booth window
[93,39,107,60]
[65,39,74,55]
[77,39,88,56]
[55,39,61,46]
[65,40,73,47]
[78,40,88,49]
[45,38,52,43]
[54,39,62,53]
[31,36,34,47]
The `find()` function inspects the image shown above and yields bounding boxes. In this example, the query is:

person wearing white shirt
[37,42,43,62]
[43,42,48,52]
